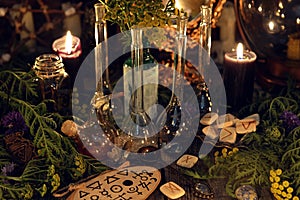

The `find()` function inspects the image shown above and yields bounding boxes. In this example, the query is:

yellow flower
[270,177,274,182]
[232,147,239,153]
[276,169,282,176]
[283,181,290,188]
[277,189,282,195]
[275,176,281,183]
[41,184,47,197]
[279,185,284,190]
[272,182,279,189]
[287,194,292,199]
[214,151,219,157]
[143,14,152,23]
[222,148,228,154]
[270,170,277,177]
[292,197,299,200]
[282,191,287,197]
[271,187,276,194]
[274,194,281,200]
[287,187,293,194]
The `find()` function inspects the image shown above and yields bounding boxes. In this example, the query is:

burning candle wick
[65,30,73,55]
[52,30,82,59]
[236,43,244,60]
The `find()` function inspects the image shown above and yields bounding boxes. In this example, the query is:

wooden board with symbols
[67,166,161,200]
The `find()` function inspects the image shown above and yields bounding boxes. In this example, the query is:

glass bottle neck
[33,54,65,79]
[173,16,188,99]
[199,5,212,56]
[94,3,107,44]
[177,15,188,37]
[130,28,144,113]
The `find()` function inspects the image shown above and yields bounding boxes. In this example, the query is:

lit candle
[52,31,83,86]
[52,30,82,59]
[223,43,257,112]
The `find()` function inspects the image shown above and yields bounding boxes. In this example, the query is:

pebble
[216,113,238,128]
[160,181,185,199]
[176,154,198,168]
[219,127,237,144]
[200,112,219,125]
[235,185,258,200]
[202,125,219,139]
[244,113,260,125]
[236,118,257,134]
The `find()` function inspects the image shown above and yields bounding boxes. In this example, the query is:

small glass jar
[33,54,71,113]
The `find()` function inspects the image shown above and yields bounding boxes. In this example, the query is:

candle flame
[268,21,275,31]
[175,0,182,11]
[65,30,73,54]
[236,43,244,60]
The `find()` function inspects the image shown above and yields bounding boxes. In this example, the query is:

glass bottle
[33,54,70,114]
[195,5,213,117]
[122,28,159,154]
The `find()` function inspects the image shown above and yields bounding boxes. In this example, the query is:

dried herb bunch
[99,0,176,46]
[99,0,175,30]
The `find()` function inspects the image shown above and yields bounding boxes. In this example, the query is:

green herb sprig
[0,68,108,199]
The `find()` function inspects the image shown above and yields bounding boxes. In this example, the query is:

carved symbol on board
[138,181,151,191]
[117,169,129,176]
[128,186,142,195]
[110,185,123,193]
[100,188,112,198]
[131,171,149,181]
[123,180,133,186]
[105,175,120,184]
[86,180,102,190]
[113,192,133,200]
[165,182,182,193]
[79,190,90,198]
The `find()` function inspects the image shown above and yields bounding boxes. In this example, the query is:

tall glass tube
[174,15,188,101]
[94,3,109,96]
[198,4,212,80]
[196,5,212,116]
[93,3,113,126]
[157,15,188,144]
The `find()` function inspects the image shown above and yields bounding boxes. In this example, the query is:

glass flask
[92,2,119,154]
[157,15,188,144]
[122,28,159,154]
[194,5,212,117]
